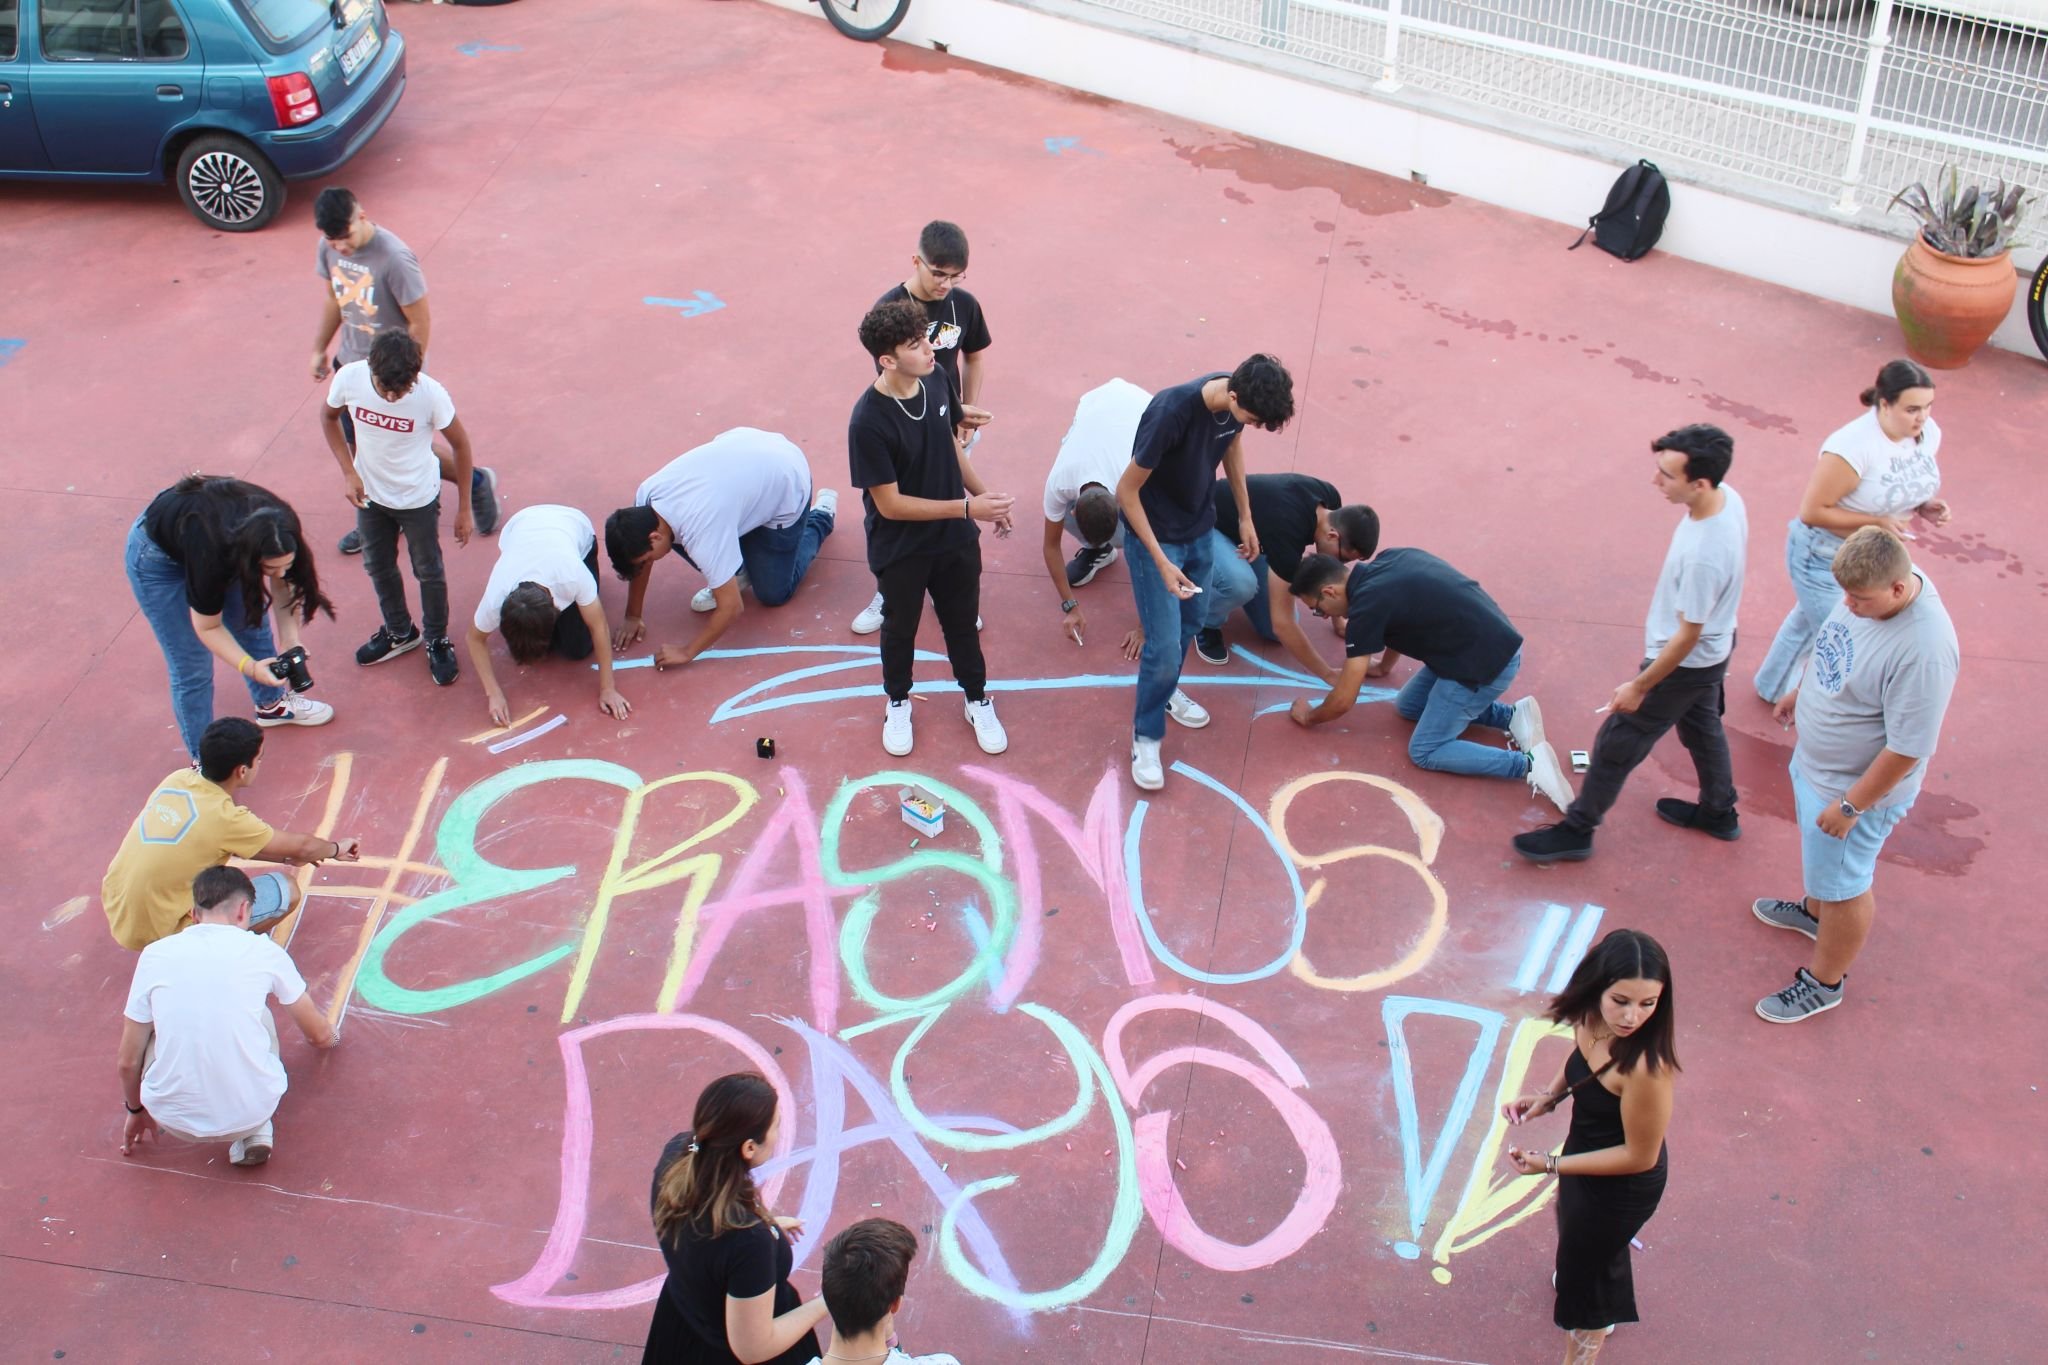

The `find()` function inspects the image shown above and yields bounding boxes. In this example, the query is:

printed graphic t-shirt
[1343,548,1524,686]
[316,227,427,366]
[1823,409,1942,519]
[1793,571,1958,810]
[1129,372,1240,544]
[1043,378,1151,522]
[849,371,976,572]
[1643,484,1748,667]
[476,505,600,633]
[326,362,455,510]
[637,430,814,591]
[872,283,991,398]
[1211,473,1342,585]
[102,768,276,950]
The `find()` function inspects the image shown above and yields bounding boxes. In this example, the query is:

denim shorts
[1790,760,1913,901]
[249,870,295,929]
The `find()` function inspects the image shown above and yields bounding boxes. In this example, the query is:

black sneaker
[1066,543,1118,587]
[426,636,460,686]
[1512,822,1594,863]
[338,527,364,555]
[1655,798,1741,842]
[471,466,501,536]
[356,625,421,666]
[1195,627,1229,666]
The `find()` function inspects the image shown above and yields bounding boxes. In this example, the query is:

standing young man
[322,330,472,686]
[310,187,498,554]
[1516,425,1748,863]
[1289,550,1576,812]
[852,221,993,634]
[603,428,838,669]
[1039,378,1150,647]
[851,299,1014,757]
[1119,355,1294,790]
[1752,527,1958,1024]
[467,505,632,726]
[1198,475,1374,681]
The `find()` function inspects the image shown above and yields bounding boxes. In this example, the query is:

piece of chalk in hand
[1593,704,1611,714]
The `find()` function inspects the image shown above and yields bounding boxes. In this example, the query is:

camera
[275,645,315,693]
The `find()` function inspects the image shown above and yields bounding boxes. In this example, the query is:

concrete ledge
[770,0,2044,358]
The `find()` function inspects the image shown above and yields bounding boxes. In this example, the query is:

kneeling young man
[1289,550,1575,811]
[605,429,837,669]
[467,504,631,725]
[808,1218,962,1365]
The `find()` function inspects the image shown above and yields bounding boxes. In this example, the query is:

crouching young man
[466,504,631,725]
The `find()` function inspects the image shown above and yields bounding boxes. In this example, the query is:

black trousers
[1564,657,1734,832]
[548,546,600,661]
[877,541,985,704]
[357,497,447,640]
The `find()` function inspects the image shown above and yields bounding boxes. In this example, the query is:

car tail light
[266,73,322,128]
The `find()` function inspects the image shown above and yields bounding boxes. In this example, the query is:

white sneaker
[976,615,983,632]
[853,590,886,635]
[1131,736,1165,790]
[691,570,748,613]
[965,697,1008,754]
[882,699,914,755]
[1167,689,1211,728]
[1527,741,1575,814]
[813,488,839,519]
[229,1120,274,1166]
[1508,696,1545,751]
[255,694,334,729]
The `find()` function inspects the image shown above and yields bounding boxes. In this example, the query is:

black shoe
[1066,543,1119,587]
[356,625,421,666]
[1195,627,1229,666]
[1512,822,1594,863]
[338,527,364,555]
[1655,798,1741,842]
[426,636,460,686]
[471,466,501,535]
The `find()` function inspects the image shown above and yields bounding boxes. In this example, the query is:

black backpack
[1570,160,1670,261]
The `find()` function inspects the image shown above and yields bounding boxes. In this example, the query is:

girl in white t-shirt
[1753,360,1951,702]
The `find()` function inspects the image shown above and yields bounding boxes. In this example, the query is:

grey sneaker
[471,466,501,535]
[337,527,364,555]
[1752,897,1820,941]
[1756,968,1844,1024]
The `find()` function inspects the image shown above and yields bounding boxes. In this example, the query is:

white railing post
[1834,0,1898,214]
[1259,0,1287,49]
[1376,0,1403,92]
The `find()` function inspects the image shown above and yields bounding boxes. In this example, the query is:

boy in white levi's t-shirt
[322,330,475,685]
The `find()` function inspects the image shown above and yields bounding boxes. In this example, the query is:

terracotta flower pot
[1892,234,2017,369]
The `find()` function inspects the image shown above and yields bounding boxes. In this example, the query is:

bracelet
[963,497,971,520]
[125,1101,143,1115]
[328,840,341,860]
[236,655,254,677]
[1545,1153,1559,1175]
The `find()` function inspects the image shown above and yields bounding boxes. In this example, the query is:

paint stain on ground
[1167,136,1453,216]
[1615,356,1680,384]
[1223,186,1254,205]
[878,43,1117,104]
[41,895,88,930]
[1914,528,2030,580]
[1698,393,1799,435]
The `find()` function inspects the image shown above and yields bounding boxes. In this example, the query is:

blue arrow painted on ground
[1044,137,1104,157]
[456,42,522,57]
[643,291,726,319]
[0,339,24,368]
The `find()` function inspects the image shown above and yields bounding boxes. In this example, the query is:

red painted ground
[3,3,2042,1361]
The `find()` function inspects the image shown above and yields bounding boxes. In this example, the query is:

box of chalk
[899,784,945,838]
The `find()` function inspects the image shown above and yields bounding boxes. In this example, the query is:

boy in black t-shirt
[1288,550,1576,812]
[852,221,993,636]
[850,300,1015,758]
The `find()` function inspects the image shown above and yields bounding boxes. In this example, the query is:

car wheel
[175,134,284,232]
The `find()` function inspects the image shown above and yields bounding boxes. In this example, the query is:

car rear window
[226,0,373,50]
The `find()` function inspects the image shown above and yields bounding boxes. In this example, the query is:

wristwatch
[1837,798,1863,819]
[1060,599,1078,614]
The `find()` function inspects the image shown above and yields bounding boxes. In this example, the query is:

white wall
[770,0,2043,357]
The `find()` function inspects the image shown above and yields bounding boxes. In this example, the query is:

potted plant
[1889,167,2031,368]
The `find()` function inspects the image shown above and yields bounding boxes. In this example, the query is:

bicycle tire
[2029,252,2048,362]
[818,0,910,41]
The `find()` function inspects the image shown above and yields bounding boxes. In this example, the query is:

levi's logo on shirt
[354,406,416,433]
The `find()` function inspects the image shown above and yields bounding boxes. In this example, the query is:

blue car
[0,0,405,231]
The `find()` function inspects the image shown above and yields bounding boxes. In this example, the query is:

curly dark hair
[1228,354,1295,432]
[368,329,423,396]
[858,299,930,361]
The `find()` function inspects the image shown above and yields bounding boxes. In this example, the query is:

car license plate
[339,25,381,83]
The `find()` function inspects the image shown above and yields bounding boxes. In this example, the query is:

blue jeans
[125,518,284,760]
[1201,537,1277,641]
[1393,650,1527,779]
[1127,531,1217,740]
[1753,520,1845,702]
[737,502,835,607]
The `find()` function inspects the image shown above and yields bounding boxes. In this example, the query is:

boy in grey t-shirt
[1753,527,1959,1024]
[1515,425,1747,863]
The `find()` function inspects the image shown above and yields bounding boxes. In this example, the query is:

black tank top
[1563,1047,1668,1172]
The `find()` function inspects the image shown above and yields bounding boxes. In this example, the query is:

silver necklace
[891,379,927,422]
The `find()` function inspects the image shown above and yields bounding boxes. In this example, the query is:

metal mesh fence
[1066,0,2048,249]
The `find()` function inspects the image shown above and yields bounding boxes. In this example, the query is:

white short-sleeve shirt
[637,429,813,590]
[1644,485,1748,667]
[124,924,308,1139]
[1825,409,1942,519]
[1042,378,1152,522]
[475,505,600,634]
[327,361,456,511]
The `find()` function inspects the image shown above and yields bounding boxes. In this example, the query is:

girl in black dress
[1502,929,1678,1363]
[645,1073,828,1365]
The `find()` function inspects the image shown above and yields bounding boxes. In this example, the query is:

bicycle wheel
[2029,252,2048,362]
[818,0,910,41]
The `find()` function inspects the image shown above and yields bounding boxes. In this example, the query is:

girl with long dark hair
[1502,929,1679,1363]
[125,476,337,759]
[1753,358,1947,702]
[645,1073,826,1365]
